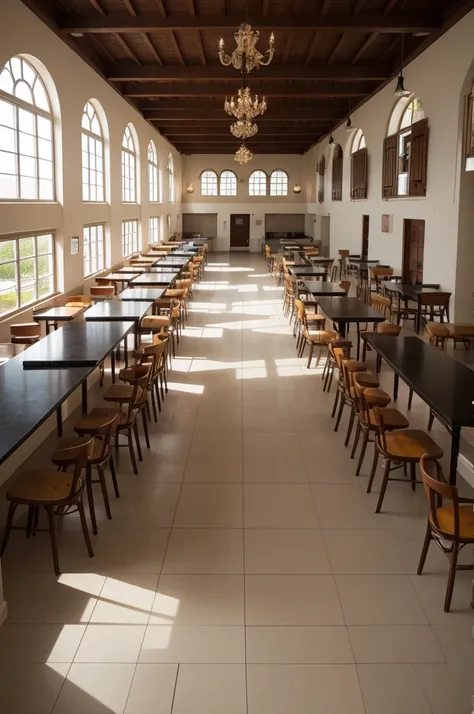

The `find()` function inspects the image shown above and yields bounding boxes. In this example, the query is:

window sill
[0,292,60,324]
[82,201,108,205]
[383,196,426,201]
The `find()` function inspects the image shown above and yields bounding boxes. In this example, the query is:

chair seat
[354,372,380,388]
[141,316,170,329]
[119,366,145,382]
[75,409,120,433]
[51,436,105,465]
[368,408,409,429]
[306,314,326,323]
[7,470,83,504]
[103,384,134,402]
[431,505,474,540]
[383,430,444,460]
[305,329,338,345]
[11,336,40,344]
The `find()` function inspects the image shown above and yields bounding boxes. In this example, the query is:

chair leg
[331,389,340,418]
[408,389,414,411]
[142,410,151,449]
[133,422,143,461]
[334,396,345,432]
[350,422,361,459]
[97,465,112,520]
[427,410,435,431]
[0,502,18,556]
[444,544,459,612]
[45,506,60,575]
[307,344,314,369]
[410,461,417,491]
[86,464,98,536]
[109,454,120,497]
[151,388,158,423]
[77,497,94,558]
[344,406,355,446]
[375,458,391,513]
[417,522,432,575]
[127,428,139,475]
[356,430,370,475]
[315,345,323,368]
[367,446,379,493]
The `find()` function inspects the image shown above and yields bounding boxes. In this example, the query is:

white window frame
[219,170,237,196]
[249,170,267,196]
[148,139,159,202]
[270,170,288,197]
[122,124,137,203]
[167,153,175,203]
[200,170,218,196]
[83,223,105,277]
[0,56,55,202]
[149,216,160,244]
[121,219,139,257]
[81,101,104,202]
[0,231,55,316]
[351,129,366,154]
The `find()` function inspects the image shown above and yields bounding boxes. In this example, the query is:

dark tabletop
[85,301,153,322]
[119,287,166,301]
[117,266,145,273]
[291,266,327,276]
[348,258,380,264]
[130,273,177,287]
[382,282,441,297]
[362,334,474,427]
[308,257,335,264]
[0,355,91,464]
[103,273,136,281]
[317,297,386,323]
[33,306,87,321]
[154,258,188,267]
[170,250,199,256]
[22,321,134,369]
[303,281,347,297]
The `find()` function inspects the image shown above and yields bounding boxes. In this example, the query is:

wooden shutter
[409,118,429,196]
[332,146,343,201]
[382,135,398,198]
[466,94,474,158]
[350,147,368,199]
[318,156,325,202]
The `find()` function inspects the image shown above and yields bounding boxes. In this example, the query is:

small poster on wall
[381,214,392,233]
[70,236,79,255]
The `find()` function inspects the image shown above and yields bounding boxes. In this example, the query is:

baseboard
[0,600,7,626]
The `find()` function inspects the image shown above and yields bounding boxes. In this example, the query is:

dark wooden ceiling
[22,0,474,154]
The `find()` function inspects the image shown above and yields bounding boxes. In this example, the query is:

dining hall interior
[0,0,474,712]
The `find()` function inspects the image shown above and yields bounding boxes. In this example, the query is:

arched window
[0,56,54,200]
[317,155,325,203]
[122,124,137,202]
[220,170,237,196]
[270,170,288,197]
[351,129,366,154]
[148,140,159,202]
[332,145,343,201]
[167,153,175,203]
[249,170,267,196]
[350,130,368,200]
[466,82,474,169]
[200,169,218,196]
[383,97,428,197]
[81,101,104,202]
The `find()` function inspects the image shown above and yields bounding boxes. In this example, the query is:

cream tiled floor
[0,253,473,713]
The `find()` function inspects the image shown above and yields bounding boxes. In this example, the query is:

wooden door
[230,214,250,249]
[403,219,425,284]
[361,215,369,260]
[320,216,330,256]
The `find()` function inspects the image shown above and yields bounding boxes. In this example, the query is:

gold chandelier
[225,87,267,121]
[234,143,253,165]
[219,23,275,73]
[230,120,258,140]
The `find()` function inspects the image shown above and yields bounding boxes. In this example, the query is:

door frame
[230,213,250,251]
[402,218,425,284]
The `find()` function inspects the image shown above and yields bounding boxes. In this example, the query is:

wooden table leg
[56,405,63,436]
[393,373,399,400]
[81,379,88,414]
[449,426,460,486]
[111,350,116,383]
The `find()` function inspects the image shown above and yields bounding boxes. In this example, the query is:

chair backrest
[123,365,151,422]
[51,438,93,496]
[376,321,401,336]
[342,359,367,395]
[420,455,460,538]
[339,281,351,294]
[339,249,350,257]
[10,322,41,338]
[65,295,92,307]
[90,286,115,300]
[419,292,452,309]
[371,267,393,279]
[95,276,112,286]
[294,298,306,323]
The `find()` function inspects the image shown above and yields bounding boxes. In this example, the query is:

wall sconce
[293,183,302,194]
[186,184,194,193]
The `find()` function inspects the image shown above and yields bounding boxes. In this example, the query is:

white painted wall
[304,9,474,319]
[182,154,306,252]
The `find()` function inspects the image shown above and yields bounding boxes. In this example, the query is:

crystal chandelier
[225,87,267,121]
[219,23,275,73]
[234,143,253,165]
[230,120,258,140]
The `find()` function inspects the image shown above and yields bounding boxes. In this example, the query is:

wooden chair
[362,321,401,372]
[417,455,474,612]
[339,281,351,294]
[95,276,113,286]
[371,267,394,293]
[367,407,444,513]
[296,306,338,369]
[338,249,350,279]
[129,335,169,420]
[351,385,409,476]
[335,360,380,446]
[293,299,326,347]
[420,292,452,327]
[370,293,391,320]
[283,274,297,320]
[323,339,352,393]
[65,295,92,307]
[0,440,94,575]
[10,322,41,346]
[90,286,115,301]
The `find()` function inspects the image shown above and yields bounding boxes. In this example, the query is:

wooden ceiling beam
[122,0,137,15]
[304,32,319,66]
[353,0,368,13]
[262,0,271,18]
[88,34,117,64]
[88,0,106,14]
[351,32,379,64]
[148,112,344,120]
[107,62,389,81]
[161,127,326,135]
[114,33,141,64]
[141,33,163,66]
[125,82,369,97]
[169,31,186,66]
[327,32,347,65]
[377,35,399,63]
[385,0,401,10]
[196,31,207,66]
[321,0,333,15]
[152,0,167,15]
[282,32,295,64]
[188,0,196,15]
[60,11,442,34]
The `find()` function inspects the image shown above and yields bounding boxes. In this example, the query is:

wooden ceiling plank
[385,0,401,11]
[321,0,333,15]
[107,62,389,81]
[353,0,368,14]
[141,33,164,66]
[188,0,196,15]
[89,0,106,14]
[114,33,141,65]
[89,34,117,64]
[282,31,295,64]
[377,35,399,63]
[304,32,319,66]
[124,82,369,97]
[327,32,347,65]
[169,31,186,66]
[152,0,167,15]
[351,32,379,64]
[262,0,271,18]
[196,31,207,66]
[122,0,137,16]
[59,12,442,34]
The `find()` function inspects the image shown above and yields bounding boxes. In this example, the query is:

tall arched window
[201,170,218,196]
[383,97,428,197]
[220,170,237,196]
[0,56,54,200]
[81,100,104,202]
[317,155,325,203]
[167,153,175,203]
[350,129,368,200]
[466,82,474,170]
[122,123,137,202]
[148,140,159,202]
[270,170,288,196]
[332,145,343,201]
[249,170,267,196]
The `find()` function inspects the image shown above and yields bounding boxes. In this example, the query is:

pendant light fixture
[328,133,335,146]
[346,98,353,131]
[394,34,411,98]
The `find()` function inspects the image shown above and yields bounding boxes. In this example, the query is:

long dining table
[317,297,385,357]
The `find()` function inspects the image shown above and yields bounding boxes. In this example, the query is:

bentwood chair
[90,286,115,301]
[417,454,474,612]
[0,440,94,575]
[335,360,380,446]
[419,292,452,328]
[132,335,169,419]
[322,339,352,393]
[10,322,41,346]
[296,307,338,370]
[367,406,444,513]
[65,295,92,308]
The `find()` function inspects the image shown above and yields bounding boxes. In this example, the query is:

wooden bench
[426,322,474,350]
